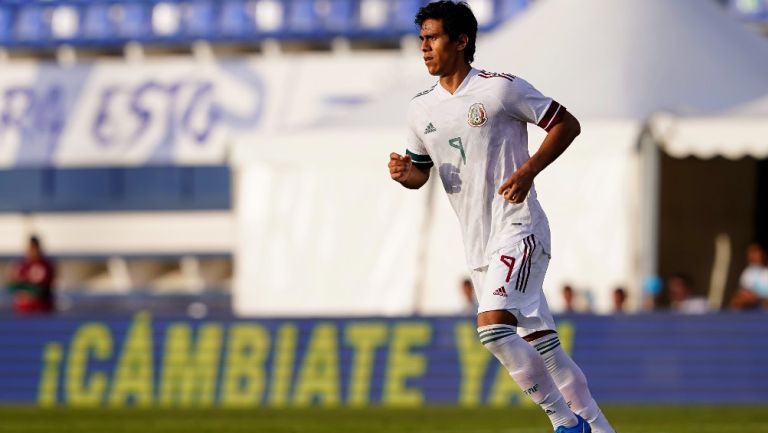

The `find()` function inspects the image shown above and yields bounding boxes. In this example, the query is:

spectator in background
[562,284,575,313]
[6,236,55,314]
[612,287,627,313]
[642,275,663,311]
[560,284,594,313]
[667,273,708,314]
[729,242,768,311]
[460,277,478,314]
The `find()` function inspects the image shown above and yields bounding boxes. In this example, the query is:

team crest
[467,103,487,127]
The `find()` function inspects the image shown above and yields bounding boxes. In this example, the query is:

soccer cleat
[554,415,591,433]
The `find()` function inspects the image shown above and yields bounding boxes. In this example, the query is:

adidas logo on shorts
[493,286,508,297]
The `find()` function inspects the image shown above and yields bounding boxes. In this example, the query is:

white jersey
[406,68,565,269]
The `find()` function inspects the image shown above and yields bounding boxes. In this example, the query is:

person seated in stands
[667,273,709,314]
[562,284,576,313]
[460,277,478,314]
[6,236,56,314]
[729,242,768,311]
[612,287,628,314]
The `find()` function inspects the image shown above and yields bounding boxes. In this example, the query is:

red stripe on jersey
[478,70,516,83]
[515,238,530,293]
[538,101,566,132]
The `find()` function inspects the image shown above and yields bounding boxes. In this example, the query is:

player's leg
[475,236,587,432]
[528,333,615,433]
[519,297,616,433]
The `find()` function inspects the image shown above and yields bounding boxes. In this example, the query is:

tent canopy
[477,0,768,120]
[649,96,768,159]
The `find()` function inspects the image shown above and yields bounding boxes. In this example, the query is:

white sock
[531,334,616,433]
[479,325,578,430]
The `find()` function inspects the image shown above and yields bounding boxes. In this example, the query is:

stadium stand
[0,0,530,49]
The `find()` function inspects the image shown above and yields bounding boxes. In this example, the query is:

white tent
[232,0,768,316]
[649,96,768,159]
[477,0,768,119]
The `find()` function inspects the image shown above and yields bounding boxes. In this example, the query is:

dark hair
[29,235,40,248]
[669,273,694,290]
[415,1,478,64]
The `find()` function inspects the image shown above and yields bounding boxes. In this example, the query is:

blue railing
[0,166,231,212]
[0,0,529,49]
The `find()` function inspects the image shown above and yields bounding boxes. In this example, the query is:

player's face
[419,19,464,76]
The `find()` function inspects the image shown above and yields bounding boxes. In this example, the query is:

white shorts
[471,234,555,337]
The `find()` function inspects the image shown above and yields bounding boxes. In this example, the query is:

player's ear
[456,33,468,52]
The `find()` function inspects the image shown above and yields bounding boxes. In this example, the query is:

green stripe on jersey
[406,150,434,167]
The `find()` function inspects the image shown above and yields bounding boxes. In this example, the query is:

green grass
[0,406,767,433]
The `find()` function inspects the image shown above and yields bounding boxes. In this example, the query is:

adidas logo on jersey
[493,287,508,297]
[424,123,437,134]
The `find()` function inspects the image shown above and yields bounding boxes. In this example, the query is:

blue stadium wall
[1,313,766,406]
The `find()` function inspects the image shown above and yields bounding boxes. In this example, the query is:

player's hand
[498,166,535,204]
[389,152,413,183]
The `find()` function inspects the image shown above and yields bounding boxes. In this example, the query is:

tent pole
[639,126,660,311]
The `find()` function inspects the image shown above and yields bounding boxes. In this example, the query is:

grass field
[1,406,767,433]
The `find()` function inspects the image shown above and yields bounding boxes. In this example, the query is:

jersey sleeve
[500,77,566,132]
[405,102,434,169]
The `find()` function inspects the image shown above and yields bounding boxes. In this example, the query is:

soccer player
[388,2,616,433]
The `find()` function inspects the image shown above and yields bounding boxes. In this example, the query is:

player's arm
[389,152,430,189]
[498,110,580,203]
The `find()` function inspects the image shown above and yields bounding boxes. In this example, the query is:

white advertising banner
[0,53,421,167]
[0,60,265,166]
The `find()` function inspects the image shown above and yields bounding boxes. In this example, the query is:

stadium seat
[358,0,388,30]
[151,2,182,37]
[390,0,423,32]
[253,0,285,35]
[14,5,51,42]
[80,3,113,41]
[0,6,12,43]
[286,0,318,34]
[119,2,152,40]
[50,5,79,40]
[185,0,216,37]
[322,0,356,33]
[219,0,251,37]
